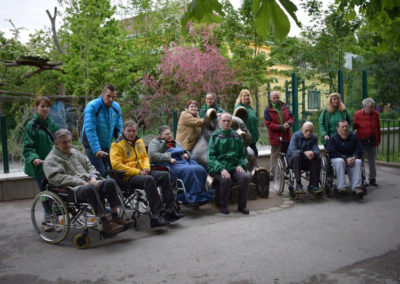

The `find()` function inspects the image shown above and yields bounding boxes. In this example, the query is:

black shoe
[150,216,169,228]
[296,183,305,194]
[220,207,230,214]
[238,207,250,215]
[369,179,378,186]
[165,209,184,222]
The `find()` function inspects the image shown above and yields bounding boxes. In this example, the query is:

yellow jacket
[110,135,150,178]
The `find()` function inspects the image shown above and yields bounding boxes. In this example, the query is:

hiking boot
[220,207,230,215]
[295,182,305,194]
[309,185,323,194]
[112,216,135,229]
[369,179,378,186]
[102,220,124,235]
[164,208,184,222]
[238,207,250,215]
[150,215,169,228]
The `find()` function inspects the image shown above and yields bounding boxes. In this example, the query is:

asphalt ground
[0,165,399,284]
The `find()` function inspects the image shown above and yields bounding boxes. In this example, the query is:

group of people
[265,92,380,195]
[22,84,381,236]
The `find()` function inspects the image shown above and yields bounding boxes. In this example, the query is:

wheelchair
[321,151,367,199]
[31,184,105,249]
[271,152,327,200]
[107,169,152,227]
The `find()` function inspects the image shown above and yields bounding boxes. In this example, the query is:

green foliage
[182,0,299,39]
[59,0,134,99]
[181,0,225,34]
[338,0,400,52]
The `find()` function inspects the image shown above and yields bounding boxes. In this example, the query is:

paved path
[0,165,399,284]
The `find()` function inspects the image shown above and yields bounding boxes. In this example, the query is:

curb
[375,160,400,168]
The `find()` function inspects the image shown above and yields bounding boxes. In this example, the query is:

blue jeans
[84,147,110,177]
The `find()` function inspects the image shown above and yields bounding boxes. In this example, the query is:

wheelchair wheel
[320,155,328,192]
[73,233,90,249]
[272,158,285,195]
[31,190,70,244]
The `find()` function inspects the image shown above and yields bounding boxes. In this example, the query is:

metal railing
[379,119,400,163]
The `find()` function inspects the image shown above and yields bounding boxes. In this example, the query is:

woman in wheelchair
[43,129,134,236]
[110,121,184,227]
[326,120,364,196]
[286,122,322,194]
[148,125,215,207]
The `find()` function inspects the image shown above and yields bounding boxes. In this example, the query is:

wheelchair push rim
[31,190,70,244]
[272,158,285,195]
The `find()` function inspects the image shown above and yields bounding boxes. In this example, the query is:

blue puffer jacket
[82,96,123,153]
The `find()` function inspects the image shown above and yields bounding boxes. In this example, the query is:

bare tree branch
[46,7,67,55]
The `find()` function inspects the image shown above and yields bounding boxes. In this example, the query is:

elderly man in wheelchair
[40,129,133,243]
[286,121,323,195]
[109,120,184,228]
[272,121,326,199]
[325,120,365,197]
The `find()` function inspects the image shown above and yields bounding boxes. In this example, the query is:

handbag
[361,135,377,147]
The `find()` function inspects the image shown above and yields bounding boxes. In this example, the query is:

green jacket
[207,128,247,173]
[22,113,59,178]
[318,109,353,144]
[234,103,259,144]
[43,147,101,192]
[199,103,225,118]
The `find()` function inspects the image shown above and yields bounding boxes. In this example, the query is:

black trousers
[211,171,250,209]
[76,179,121,216]
[122,170,175,216]
[249,143,258,157]
[288,154,321,187]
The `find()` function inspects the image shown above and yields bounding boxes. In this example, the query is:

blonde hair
[326,93,346,113]
[235,89,253,107]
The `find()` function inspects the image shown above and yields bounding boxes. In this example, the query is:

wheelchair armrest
[107,169,126,184]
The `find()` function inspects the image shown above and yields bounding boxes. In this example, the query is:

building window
[308,90,321,110]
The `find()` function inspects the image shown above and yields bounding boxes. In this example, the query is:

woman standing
[23,96,59,189]
[319,93,353,145]
[234,89,259,156]
[176,100,204,152]
[353,98,381,186]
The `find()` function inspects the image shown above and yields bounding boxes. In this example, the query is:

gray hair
[302,121,314,129]
[206,92,216,99]
[54,129,72,142]
[123,120,137,130]
[362,98,375,107]
[158,125,172,135]
[270,91,280,97]
[220,112,232,120]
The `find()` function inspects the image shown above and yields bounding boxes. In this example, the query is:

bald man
[286,122,322,194]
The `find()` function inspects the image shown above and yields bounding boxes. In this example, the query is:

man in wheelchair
[286,121,322,194]
[43,129,134,236]
[326,120,364,196]
[109,120,184,228]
